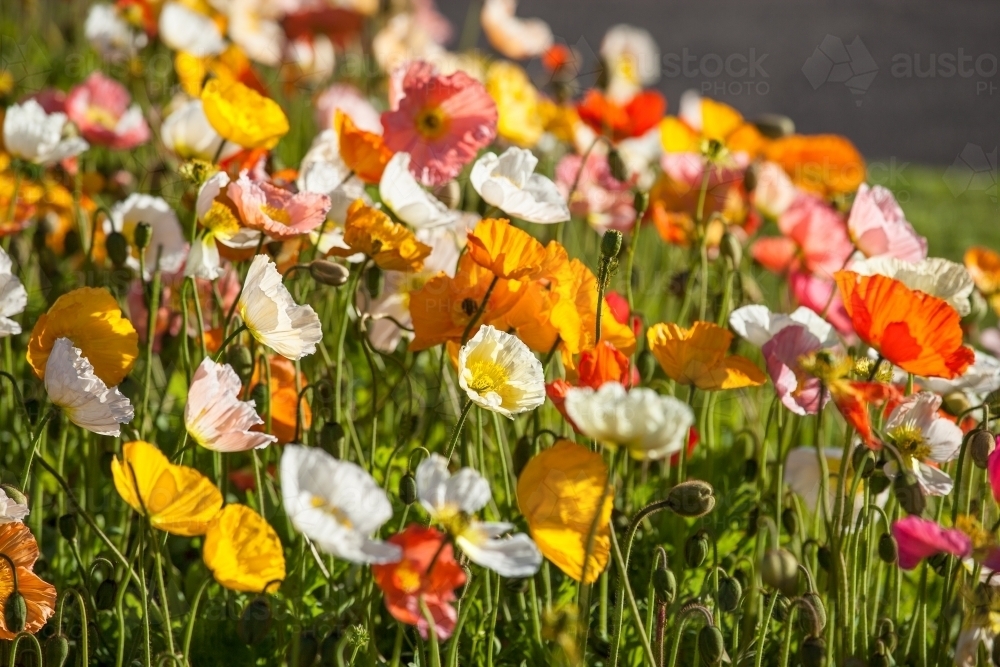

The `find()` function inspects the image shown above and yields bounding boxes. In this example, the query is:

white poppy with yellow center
[881,392,963,497]
[238,255,322,361]
[458,325,545,418]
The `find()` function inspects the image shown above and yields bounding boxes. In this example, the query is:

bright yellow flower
[200,78,289,150]
[111,441,223,536]
[660,96,767,157]
[538,99,580,145]
[647,321,766,390]
[485,61,544,147]
[328,200,432,272]
[517,440,612,584]
[27,287,138,387]
[202,504,285,593]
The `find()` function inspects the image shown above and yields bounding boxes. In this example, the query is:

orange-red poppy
[965,246,1000,315]
[764,134,865,197]
[647,321,766,390]
[249,355,311,444]
[336,110,393,184]
[835,271,974,379]
[577,89,665,143]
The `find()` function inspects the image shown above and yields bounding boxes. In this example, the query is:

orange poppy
[466,218,548,281]
[764,134,865,197]
[0,523,57,640]
[574,341,633,388]
[328,200,431,272]
[551,258,637,362]
[647,321,767,390]
[835,271,974,380]
[336,110,393,184]
[249,355,311,444]
[965,246,1000,315]
[647,169,749,248]
[576,89,666,143]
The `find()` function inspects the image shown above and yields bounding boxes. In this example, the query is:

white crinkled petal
[45,338,133,436]
[457,524,542,577]
[380,153,461,229]
[239,255,322,360]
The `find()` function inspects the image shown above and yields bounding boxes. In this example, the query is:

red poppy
[372,525,466,640]
[577,89,666,142]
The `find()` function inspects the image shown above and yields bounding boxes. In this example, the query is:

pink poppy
[65,72,150,150]
[381,61,498,186]
[185,357,278,452]
[988,443,1000,504]
[761,325,829,415]
[556,151,636,232]
[847,184,926,263]
[789,270,854,337]
[891,515,972,570]
[751,192,853,278]
[227,171,331,240]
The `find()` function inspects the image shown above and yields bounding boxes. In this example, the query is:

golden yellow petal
[203,504,285,593]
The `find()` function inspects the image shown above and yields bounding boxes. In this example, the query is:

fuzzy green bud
[0,485,27,506]
[684,531,710,569]
[851,446,877,478]
[720,232,742,268]
[800,636,826,667]
[309,259,350,287]
[941,391,972,418]
[398,473,418,505]
[319,422,345,458]
[760,548,799,596]
[45,634,70,667]
[893,471,926,516]
[969,429,995,470]
[698,625,725,665]
[226,344,254,383]
[652,564,676,605]
[717,577,742,613]
[878,533,898,564]
[58,513,77,541]
[633,190,649,216]
[799,591,827,633]
[95,578,118,611]
[666,480,716,518]
[601,230,623,260]
[4,590,27,633]
[607,148,628,182]
[781,507,798,536]
[103,230,128,267]
[133,222,152,251]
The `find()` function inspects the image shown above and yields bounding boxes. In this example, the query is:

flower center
[261,204,291,226]
[415,107,449,140]
[799,351,853,384]
[616,55,640,85]
[887,424,931,461]
[435,506,472,538]
[310,495,354,529]
[85,105,119,130]
[467,359,509,396]
[204,200,241,236]
[393,562,422,594]
[956,514,990,549]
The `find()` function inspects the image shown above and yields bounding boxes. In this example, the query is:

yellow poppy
[111,441,223,536]
[335,111,393,184]
[517,440,612,584]
[660,97,766,157]
[646,321,766,390]
[466,218,548,281]
[201,78,289,150]
[328,200,431,272]
[202,504,285,593]
[27,287,138,387]
[485,61,544,148]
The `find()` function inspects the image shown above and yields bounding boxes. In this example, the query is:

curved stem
[19,409,52,491]
[181,578,211,664]
[607,526,657,667]
[7,631,43,667]
[460,275,499,345]
[445,400,474,462]
[56,588,90,665]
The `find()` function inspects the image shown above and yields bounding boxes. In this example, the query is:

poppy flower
[785,447,887,528]
[372,525,467,639]
[729,304,838,350]
[851,256,974,317]
[160,98,239,162]
[0,522,56,640]
[466,217,548,280]
[481,0,553,61]
[2,99,89,166]
[44,337,134,436]
[576,340,634,388]
[238,255,323,361]
[379,152,463,229]
[0,247,26,337]
[764,134,866,197]
[382,61,498,187]
[555,150,636,233]
[647,321,767,390]
[485,61,545,147]
[249,355,311,445]
[753,162,798,218]
[751,192,853,279]
[458,325,545,419]
[107,193,188,278]
[847,184,926,262]
[200,78,289,150]
[65,71,150,150]
[112,440,223,536]
[159,1,225,57]
[881,392,963,496]
[965,246,1000,315]
[516,440,612,584]
[891,516,972,570]
[660,94,766,158]
[549,258,637,360]
[328,200,432,272]
[470,148,570,224]
[0,489,28,525]
[226,171,330,241]
[577,88,665,143]
[202,504,286,593]
[186,358,277,453]
[336,110,394,184]
[835,270,974,379]
[27,287,138,387]
[600,25,660,103]
[762,326,830,416]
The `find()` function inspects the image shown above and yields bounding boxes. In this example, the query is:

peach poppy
[65,71,150,150]
[0,523,56,640]
[576,88,665,142]
[965,246,1000,315]
[466,217,548,280]
[328,200,432,272]
[835,271,974,379]
[647,321,767,390]
[336,110,393,184]
[764,134,866,197]
[249,355,311,445]
[372,525,466,639]
[751,192,853,279]
[227,171,330,240]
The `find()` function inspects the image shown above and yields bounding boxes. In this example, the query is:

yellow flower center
[956,514,990,549]
[616,55,640,85]
[887,424,931,461]
[415,106,449,140]
[467,359,509,396]
[310,495,354,529]
[435,506,472,538]
[799,350,853,384]
[261,204,291,225]
[203,200,241,237]
[394,562,422,594]
[85,106,119,131]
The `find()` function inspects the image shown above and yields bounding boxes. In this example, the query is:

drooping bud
[969,429,995,470]
[868,472,890,496]
[697,625,725,665]
[927,552,950,576]
[607,148,628,182]
[58,513,77,541]
[752,113,795,139]
[941,391,972,418]
[652,563,676,605]
[800,636,826,667]
[666,480,716,518]
[309,259,350,287]
[600,230,623,261]
[45,634,71,667]
[684,531,710,569]
[799,592,827,633]
[95,578,118,611]
[717,577,742,613]
[133,222,152,251]
[878,533,898,564]
[851,446,876,478]
[24,398,41,425]
[760,548,799,596]
[0,485,27,506]
[237,596,274,646]
[781,507,798,537]
[4,590,27,633]
[816,545,831,571]
[365,265,383,297]
[893,471,926,516]
[633,190,649,216]
[398,473,417,505]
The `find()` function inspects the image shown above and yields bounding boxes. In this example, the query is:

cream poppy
[380,152,462,229]
[44,337,134,437]
[84,3,146,62]
[850,256,974,317]
[0,247,27,337]
[753,162,798,218]
[470,148,570,224]
[882,392,963,496]
[107,194,188,277]
[158,2,226,57]
[0,488,29,524]
[600,24,660,103]
[160,98,239,162]
[729,304,838,349]
[238,255,323,360]
[2,100,88,165]
[458,325,545,418]
[185,358,277,452]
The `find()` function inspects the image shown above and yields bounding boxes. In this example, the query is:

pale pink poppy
[789,270,854,337]
[381,61,498,187]
[555,150,636,232]
[847,184,926,263]
[891,515,971,570]
[185,357,278,452]
[65,72,150,150]
[751,193,853,278]
[413,0,454,45]
[762,325,829,415]
[227,171,331,240]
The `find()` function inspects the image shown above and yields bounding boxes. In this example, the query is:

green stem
[19,409,52,491]
[460,275,499,345]
[182,578,211,664]
[607,526,658,667]
[445,400,475,462]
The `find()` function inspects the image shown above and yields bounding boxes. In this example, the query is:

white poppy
[185,358,277,452]
[0,488,29,524]
[416,454,541,577]
[955,626,996,667]
[226,0,285,67]
[107,194,188,277]
[0,247,27,337]
[238,255,322,361]
[286,35,336,85]
[753,162,797,218]
[850,256,974,317]
[564,383,694,460]
[729,304,838,349]
[882,392,963,497]
[158,2,226,57]
[380,153,462,229]
[84,4,147,62]
[470,148,570,224]
[600,24,659,103]
[44,337,134,437]
[784,447,886,525]
[458,325,545,418]
[480,0,553,60]
[922,350,1000,399]
[281,445,401,564]
[160,98,239,162]
[2,100,88,165]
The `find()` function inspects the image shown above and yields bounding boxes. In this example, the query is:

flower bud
[743,458,759,482]
[760,548,799,596]
[652,564,676,605]
[133,222,152,251]
[309,259,350,287]
[742,162,759,192]
[505,577,530,594]
[633,190,649,216]
[816,545,831,571]
[178,159,216,186]
[666,480,716,518]
[927,552,950,576]
[398,473,417,505]
[799,591,827,633]
[106,231,129,268]
[237,596,274,646]
[941,391,972,418]
[851,446,876,478]
[868,472,890,495]
[752,113,795,139]
[684,531,710,569]
[800,636,826,667]
[969,429,995,470]
[24,397,41,425]
[717,576,742,613]
[698,625,725,665]
[45,634,70,667]
[781,507,798,536]
[365,265,383,297]
[607,148,628,182]
[58,513,77,541]
[720,232,742,268]
[319,422,345,459]
[966,290,989,324]
[878,533,898,564]
[601,230,623,260]
[893,471,925,516]
[250,383,270,416]
[4,590,27,633]
[95,578,118,610]
[771,594,790,623]
[0,485,27,506]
